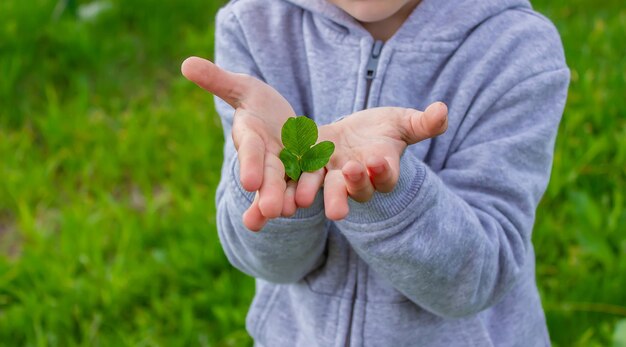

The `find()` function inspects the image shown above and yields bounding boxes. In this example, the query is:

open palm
[315,104,448,220]
[181,57,298,231]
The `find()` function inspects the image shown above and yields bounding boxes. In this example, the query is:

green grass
[0,0,253,345]
[0,0,624,345]
[532,0,626,345]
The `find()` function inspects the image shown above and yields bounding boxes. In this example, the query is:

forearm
[337,154,529,317]
[216,151,328,283]
[336,68,569,317]
[210,6,330,283]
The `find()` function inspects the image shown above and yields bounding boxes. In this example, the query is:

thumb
[404,101,448,145]
[181,56,255,108]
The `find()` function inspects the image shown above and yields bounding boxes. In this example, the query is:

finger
[342,160,374,202]
[401,102,449,145]
[234,125,266,192]
[181,56,256,108]
[295,169,325,208]
[324,170,349,221]
[366,156,399,193]
[243,192,269,232]
[282,180,298,217]
[258,154,287,219]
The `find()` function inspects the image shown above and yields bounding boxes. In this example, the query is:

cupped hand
[181,57,302,231]
[295,103,449,221]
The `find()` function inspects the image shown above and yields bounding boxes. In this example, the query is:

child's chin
[342,3,400,23]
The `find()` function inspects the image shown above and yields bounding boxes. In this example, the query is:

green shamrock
[279,116,335,181]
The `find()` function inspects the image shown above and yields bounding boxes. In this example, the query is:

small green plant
[279,116,335,181]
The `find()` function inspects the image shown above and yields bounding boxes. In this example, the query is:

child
[182,0,569,345]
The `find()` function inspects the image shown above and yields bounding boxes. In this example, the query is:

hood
[282,0,532,42]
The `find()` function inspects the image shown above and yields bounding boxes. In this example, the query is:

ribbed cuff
[342,152,427,224]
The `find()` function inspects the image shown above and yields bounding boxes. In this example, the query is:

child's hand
[181,57,301,231]
[296,103,448,221]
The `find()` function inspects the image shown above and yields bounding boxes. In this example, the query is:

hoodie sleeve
[213,5,328,284]
[335,50,570,317]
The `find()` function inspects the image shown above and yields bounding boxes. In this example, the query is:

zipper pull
[365,40,384,80]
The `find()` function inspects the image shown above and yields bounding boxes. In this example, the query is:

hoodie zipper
[345,40,385,347]
[363,40,384,109]
[345,252,359,347]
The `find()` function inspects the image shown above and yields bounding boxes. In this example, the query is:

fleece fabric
[212,0,569,345]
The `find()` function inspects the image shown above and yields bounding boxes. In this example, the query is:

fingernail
[438,115,447,130]
[371,165,384,174]
[345,172,362,182]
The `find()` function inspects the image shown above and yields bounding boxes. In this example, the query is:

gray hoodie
[213,0,569,346]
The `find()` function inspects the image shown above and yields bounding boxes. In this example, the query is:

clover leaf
[279,116,335,181]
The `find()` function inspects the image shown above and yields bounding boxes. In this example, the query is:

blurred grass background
[0,0,624,345]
